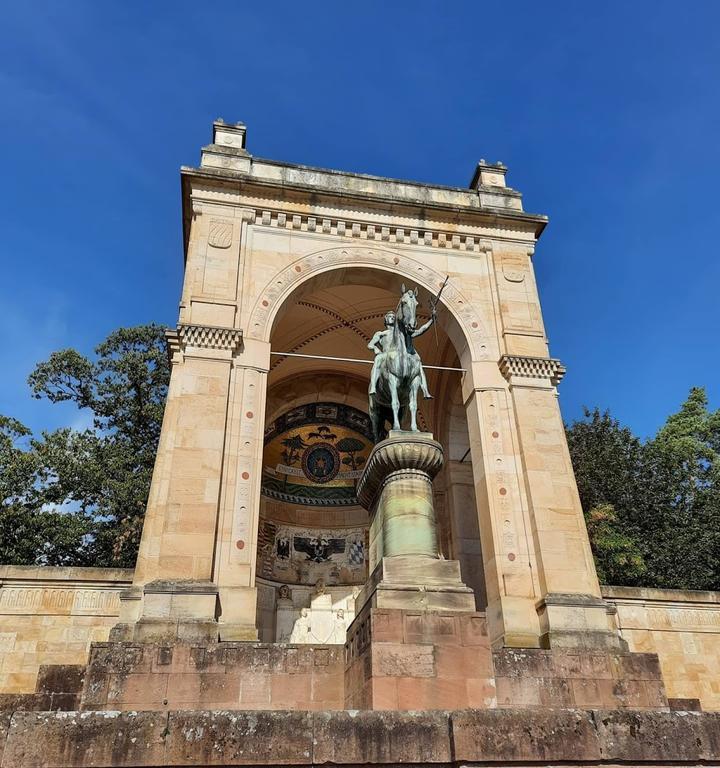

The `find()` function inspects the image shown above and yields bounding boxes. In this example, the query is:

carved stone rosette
[357,431,444,565]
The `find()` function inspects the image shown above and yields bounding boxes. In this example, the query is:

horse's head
[398,284,419,332]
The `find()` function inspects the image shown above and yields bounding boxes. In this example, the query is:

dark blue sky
[1,1,718,438]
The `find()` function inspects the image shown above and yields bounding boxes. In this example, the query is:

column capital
[166,323,243,362]
[499,354,566,387]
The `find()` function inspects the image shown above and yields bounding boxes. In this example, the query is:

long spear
[430,275,450,347]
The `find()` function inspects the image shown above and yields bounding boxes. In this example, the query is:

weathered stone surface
[0,708,719,766]
[2,710,168,767]
[0,711,10,766]
[669,697,702,711]
[165,711,312,766]
[0,694,45,712]
[492,647,668,710]
[372,643,435,677]
[313,710,451,765]
[452,708,601,763]
[79,642,344,712]
[593,709,720,763]
[36,666,86,696]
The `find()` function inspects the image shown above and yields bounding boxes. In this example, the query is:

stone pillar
[499,355,622,650]
[462,362,543,650]
[113,324,242,642]
[212,338,271,640]
[355,431,475,613]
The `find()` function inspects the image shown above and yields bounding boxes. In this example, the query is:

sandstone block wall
[81,642,344,711]
[0,567,132,694]
[604,585,720,711]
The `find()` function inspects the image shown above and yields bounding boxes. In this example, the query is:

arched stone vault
[247,246,493,366]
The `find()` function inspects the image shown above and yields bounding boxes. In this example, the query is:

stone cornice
[182,164,547,223]
[252,208,494,253]
[499,355,566,386]
[180,166,548,254]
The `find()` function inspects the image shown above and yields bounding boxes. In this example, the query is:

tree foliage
[566,388,720,590]
[1,325,169,567]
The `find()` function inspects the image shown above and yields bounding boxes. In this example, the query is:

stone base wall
[345,608,496,709]
[345,607,668,711]
[494,647,667,709]
[604,585,720,711]
[3,566,720,714]
[3,708,720,768]
[0,567,132,694]
[80,642,344,711]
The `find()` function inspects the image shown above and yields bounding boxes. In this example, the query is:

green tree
[23,324,170,567]
[566,389,720,590]
[0,416,93,565]
[565,408,646,585]
[583,503,646,585]
[637,388,720,590]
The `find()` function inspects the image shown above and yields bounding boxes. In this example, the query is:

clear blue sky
[1,1,718,439]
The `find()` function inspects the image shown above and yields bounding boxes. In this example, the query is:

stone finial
[201,120,251,171]
[212,119,247,150]
[469,160,508,189]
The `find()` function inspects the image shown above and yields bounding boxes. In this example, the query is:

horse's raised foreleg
[369,395,381,443]
[389,378,401,431]
[409,376,421,432]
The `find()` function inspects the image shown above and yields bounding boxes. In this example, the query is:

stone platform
[2,707,720,768]
[0,609,670,715]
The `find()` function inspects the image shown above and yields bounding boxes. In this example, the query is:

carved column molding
[499,354,566,387]
[178,323,242,351]
[165,324,243,363]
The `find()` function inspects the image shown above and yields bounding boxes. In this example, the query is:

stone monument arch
[5,120,700,734]
[114,119,612,658]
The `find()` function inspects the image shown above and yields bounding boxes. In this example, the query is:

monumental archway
[1,120,704,729]
[122,120,607,657]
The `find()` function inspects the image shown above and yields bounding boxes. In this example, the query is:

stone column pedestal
[355,431,475,614]
[111,580,220,643]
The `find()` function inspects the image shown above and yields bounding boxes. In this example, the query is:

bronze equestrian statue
[368,284,436,441]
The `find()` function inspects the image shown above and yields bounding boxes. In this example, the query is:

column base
[355,556,476,615]
[536,593,628,652]
[485,595,543,649]
[110,580,221,643]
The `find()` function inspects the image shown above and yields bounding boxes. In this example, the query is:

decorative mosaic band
[254,209,494,253]
[499,355,566,386]
[176,323,243,351]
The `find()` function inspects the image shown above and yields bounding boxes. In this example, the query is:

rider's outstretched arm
[411,310,436,338]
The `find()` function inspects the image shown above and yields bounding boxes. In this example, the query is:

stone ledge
[2,708,720,767]
[0,565,134,584]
